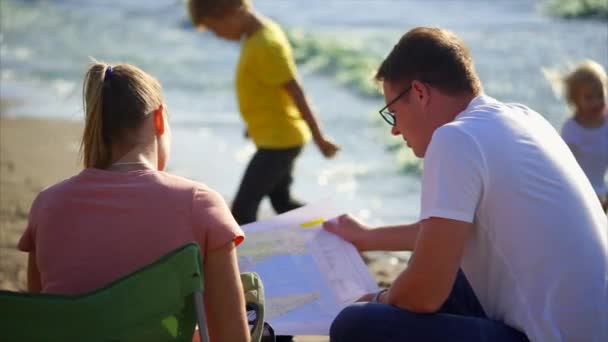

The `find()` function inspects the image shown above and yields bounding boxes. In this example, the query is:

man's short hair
[187,0,251,28]
[375,27,482,96]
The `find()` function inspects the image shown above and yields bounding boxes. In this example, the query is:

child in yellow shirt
[187,0,340,226]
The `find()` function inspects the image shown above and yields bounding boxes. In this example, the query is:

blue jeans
[330,270,529,342]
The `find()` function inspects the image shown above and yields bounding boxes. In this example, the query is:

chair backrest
[0,243,205,342]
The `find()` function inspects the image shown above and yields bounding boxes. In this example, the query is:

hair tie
[105,66,113,80]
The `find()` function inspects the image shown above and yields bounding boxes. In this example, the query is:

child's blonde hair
[187,0,251,29]
[81,60,163,169]
[563,59,607,107]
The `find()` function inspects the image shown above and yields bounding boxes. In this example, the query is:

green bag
[241,272,275,342]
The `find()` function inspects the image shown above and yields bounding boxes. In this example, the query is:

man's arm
[381,217,472,313]
[283,79,339,158]
[361,223,421,251]
[323,214,420,251]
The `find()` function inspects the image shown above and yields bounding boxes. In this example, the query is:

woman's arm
[27,251,42,293]
[203,241,250,342]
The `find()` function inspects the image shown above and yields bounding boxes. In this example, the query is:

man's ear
[154,105,164,136]
[412,80,430,105]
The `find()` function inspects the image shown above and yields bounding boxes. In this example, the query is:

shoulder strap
[241,272,268,342]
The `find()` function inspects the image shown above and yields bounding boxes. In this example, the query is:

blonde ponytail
[81,63,112,168]
[80,60,164,169]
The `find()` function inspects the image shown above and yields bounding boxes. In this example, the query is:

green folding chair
[0,243,210,342]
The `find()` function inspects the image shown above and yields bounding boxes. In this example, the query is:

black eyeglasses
[378,85,411,126]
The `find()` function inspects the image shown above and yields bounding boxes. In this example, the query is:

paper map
[238,201,379,336]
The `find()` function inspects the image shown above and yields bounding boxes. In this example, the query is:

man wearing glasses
[324,27,607,342]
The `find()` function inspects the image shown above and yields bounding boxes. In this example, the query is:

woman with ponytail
[18,61,250,341]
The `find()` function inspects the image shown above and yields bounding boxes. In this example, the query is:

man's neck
[438,92,478,122]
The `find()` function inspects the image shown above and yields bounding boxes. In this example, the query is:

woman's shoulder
[156,173,232,214]
[155,171,224,200]
[36,170,88,198]
[155,171,208,189]
[28,170,92,213]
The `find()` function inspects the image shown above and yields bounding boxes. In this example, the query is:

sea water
[1,0,607,225]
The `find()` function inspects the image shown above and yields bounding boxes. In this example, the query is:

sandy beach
[0,111,405,341]
[0,113,83,291]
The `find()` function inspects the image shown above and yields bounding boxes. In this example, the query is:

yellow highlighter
[300,217,325,229]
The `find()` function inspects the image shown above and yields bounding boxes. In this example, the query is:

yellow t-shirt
[236,18,311,148]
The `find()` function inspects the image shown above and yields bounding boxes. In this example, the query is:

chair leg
[194,292,210,342]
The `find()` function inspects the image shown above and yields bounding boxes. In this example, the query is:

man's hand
[323,214,370,250]
[314,135,340,158]
[356,292,375,302]
[356,290,388,303]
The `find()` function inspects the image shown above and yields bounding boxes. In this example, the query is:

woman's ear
[154,105,165,136]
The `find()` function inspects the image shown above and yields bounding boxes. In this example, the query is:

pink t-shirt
[18,168,244,295]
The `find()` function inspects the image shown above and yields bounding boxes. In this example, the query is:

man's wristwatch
[372,289,388,303]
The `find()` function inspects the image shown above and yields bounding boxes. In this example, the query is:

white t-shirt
[561,117,608,199]
[420,95,608,342]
